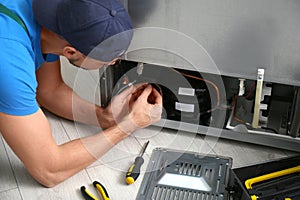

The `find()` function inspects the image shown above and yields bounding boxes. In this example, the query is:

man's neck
[40,28,69,55]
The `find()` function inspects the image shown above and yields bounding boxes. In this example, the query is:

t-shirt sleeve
[45,53,59,62]
[0,38,39,116]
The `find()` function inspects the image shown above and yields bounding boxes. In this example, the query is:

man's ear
[62,46,79,59]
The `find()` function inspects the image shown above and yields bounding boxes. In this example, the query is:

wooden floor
[0,109,298,200]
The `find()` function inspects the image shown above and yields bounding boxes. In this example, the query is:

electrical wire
[172,69,280,134]
[243,82,256,99]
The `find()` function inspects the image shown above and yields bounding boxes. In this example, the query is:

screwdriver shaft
[125,141,150,184]
[140,141,149,157]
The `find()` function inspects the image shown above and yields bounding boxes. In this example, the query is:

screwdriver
[125,141,149,185]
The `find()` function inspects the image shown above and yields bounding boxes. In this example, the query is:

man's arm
[36,59,110,127]
[0,83,161,187]
[0,59,162,187]
[0,109,128,187]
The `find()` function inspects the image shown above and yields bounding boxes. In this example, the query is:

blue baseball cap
[33,0,133,62]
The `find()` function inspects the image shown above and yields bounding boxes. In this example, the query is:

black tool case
[136,148,300,200]
[230,155,300,200]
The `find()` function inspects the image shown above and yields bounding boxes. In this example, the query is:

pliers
[80,181,110,200]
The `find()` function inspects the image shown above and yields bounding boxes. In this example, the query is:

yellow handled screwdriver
[125,141,149,185]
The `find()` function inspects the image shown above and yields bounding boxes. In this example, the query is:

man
[0,0,162,187]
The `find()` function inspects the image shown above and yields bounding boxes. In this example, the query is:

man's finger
[151,87,163,104]
[133,82,148,90]
[118,82,148,98]
[139,85,153,100]
[117,85,136,99]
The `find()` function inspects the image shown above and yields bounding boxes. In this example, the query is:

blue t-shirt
[0,0,59,116]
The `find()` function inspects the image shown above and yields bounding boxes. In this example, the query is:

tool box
[230,155,300,200]
[136,148,300,200]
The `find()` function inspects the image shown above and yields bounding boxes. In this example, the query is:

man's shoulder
[0,0,37,50]
[0,37,38,116]
[0,15,31,46]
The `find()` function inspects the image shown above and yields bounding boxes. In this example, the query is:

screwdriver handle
[125,156,144,184]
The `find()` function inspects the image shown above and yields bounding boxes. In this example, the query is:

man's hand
[97,85,136,129]
[118,84,163,134]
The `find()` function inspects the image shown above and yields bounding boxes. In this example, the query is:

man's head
[33,0,133,68]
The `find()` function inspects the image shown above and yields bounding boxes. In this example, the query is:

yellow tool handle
[250,195,257,200]
[126,156,144,184]
[93,181,110,200]
[81,186,99,200]
[245,165,300,189]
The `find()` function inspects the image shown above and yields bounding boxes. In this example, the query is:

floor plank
[83,126,215,200]
[60,118,142,168]
[87,163,141,200]
[0,136,18,192]
[133,126,215,155]
[0,188,22,200]
[1,111,93,200]
[4,142,92,200]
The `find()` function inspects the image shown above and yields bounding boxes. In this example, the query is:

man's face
[68,54,120,70]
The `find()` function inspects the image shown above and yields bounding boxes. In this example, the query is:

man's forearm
[44,125,128,187]
[37,82,109,127]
